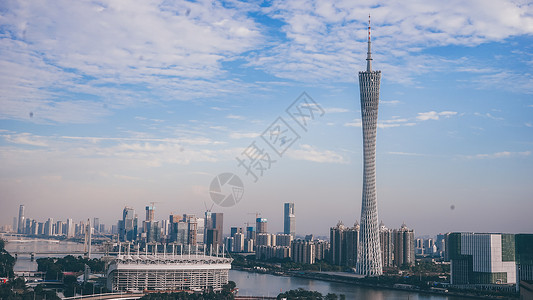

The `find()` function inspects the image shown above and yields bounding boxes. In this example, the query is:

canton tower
[355,16,383,276]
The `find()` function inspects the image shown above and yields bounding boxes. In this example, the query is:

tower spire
[366,14,372,72]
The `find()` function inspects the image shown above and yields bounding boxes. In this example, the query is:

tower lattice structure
[355,15,383,276]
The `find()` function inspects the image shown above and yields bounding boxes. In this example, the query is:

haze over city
[1,0,532,237]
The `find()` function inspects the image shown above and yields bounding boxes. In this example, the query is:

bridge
[63,293,145,300]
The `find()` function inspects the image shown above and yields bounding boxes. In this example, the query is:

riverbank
[232,266,517,299]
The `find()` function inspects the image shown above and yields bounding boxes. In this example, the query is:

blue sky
[1,0,532,237]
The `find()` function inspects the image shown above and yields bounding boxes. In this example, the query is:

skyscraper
[379,221,393,268]
[393,223,415,268]
[256,218,267,234]
[356,16,383,276]
[17,204,25,234]
[120,207,137,242]
[283,203,295,237]
[329,221,359,267]
[204,212,223,248]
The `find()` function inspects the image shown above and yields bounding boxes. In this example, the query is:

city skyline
[1,1,532,237]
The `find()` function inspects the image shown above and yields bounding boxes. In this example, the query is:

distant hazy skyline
[1,1,532,237]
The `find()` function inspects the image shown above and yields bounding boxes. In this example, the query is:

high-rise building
[146,205,155,222]
[329,221,359,267]
[246,226,256,241]
[355,16,382,276]
[17,204,25,234]
[275,234,293,247]
[448,232,533,287]
[393,223,415,268]
[230,227,243,238]
[284,203,295,237]
[379,222,393,268]
[44,218,53,236]
[12,217,17,233]
[256,218,267,234]
[292,240,316,264]
[233,233,245,252]
[204,212,223,248]
[120,207,137,242]
[66,218,74,237]
[93,218,100,233]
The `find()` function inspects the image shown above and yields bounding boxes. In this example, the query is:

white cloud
[474,112,504,120]
[388,151,425,156]
[248,0,533,84]
[381,100,401,105]
[226,114,246,120]
[229,132,260,139]
[416,111,457,121]
[464,151,531,159]
[286,144,347,163]
[4,133,49,147]
[323,107,350,113]
[0,0,263,122]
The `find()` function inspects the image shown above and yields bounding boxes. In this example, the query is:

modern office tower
[170,221,189,244]
[120,207,138,242]
[37,222,44,235]
[246,226,256,241]
[143,205,159,243]
[233,233,245,252]
[292,240,316,264]
[379,222,393,268]
[66,218,74,237]
[24,218,33,235]
[424,238,436,255]
[55,221,63,236]
[393,223,415,268]
[161,219,169,238]
[436,233,446,258]
[256,218,267,234]
[330,221,359,267]
[284,203,295,237]
[415,238,424,255]
[17,204,25,234]
[145,221,160,243]
[355,16,382,276]
[515,234,533,289]
[230,227,243,237]
[186,215,197,245]
[93,218,100,233]
[12,217,17,233]
[145,205,155,222]
[449,232,518,285]
[44,218,53,236]
[204,212,223,248]
[196,217,204,245]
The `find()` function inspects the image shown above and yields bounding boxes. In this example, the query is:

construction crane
[247,212,261,219]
